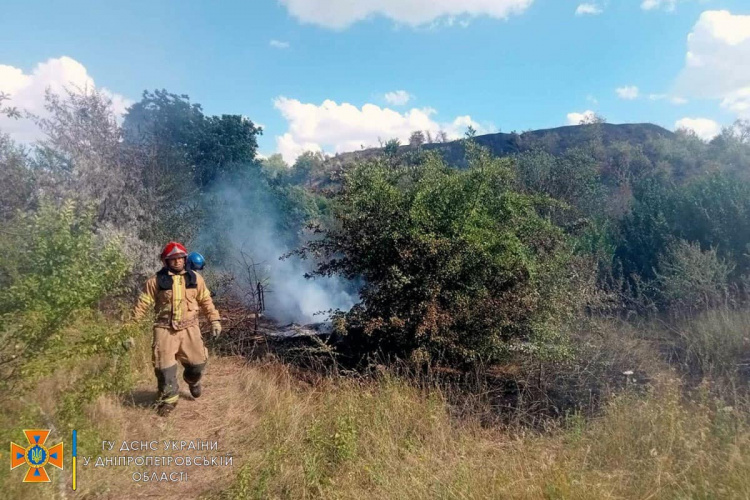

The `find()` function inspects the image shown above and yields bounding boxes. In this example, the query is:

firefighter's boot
[183,362,205,399]
[189,383,202,398]
[155,364,179,416]
[157,401,177,417]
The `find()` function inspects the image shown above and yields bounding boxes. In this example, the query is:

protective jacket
[133,268,220,330]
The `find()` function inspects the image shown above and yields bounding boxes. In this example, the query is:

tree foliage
[298,141,595,366]
[0,200,129,386]
[123,89,262,189]
[34,88,145,227]
[409,130,426,147]
[615,172,750,299]
[3,82,750,376]
[0,134,34,220]
[655,240,733,313]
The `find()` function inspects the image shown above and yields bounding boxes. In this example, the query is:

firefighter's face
[166,257,186,272]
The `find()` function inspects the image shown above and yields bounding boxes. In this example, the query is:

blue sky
[1,0,749,162]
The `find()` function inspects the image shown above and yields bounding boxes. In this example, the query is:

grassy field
[211,364,750,500]
[1,316,749,500]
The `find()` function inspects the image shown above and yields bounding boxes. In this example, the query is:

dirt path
[74,356,256,499]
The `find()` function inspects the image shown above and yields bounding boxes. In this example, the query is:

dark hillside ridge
[327,123,675,168]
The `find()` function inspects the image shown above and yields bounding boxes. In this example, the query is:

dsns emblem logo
[10,429,64,482]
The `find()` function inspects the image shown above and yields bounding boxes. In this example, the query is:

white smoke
[205,178,356,324]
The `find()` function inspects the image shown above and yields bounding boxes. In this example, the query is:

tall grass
[0,315,151,499]
[212,362,750,500]
[662,308,750,388]
[2,309,749,499]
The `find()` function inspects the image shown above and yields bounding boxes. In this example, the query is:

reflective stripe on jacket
[133,268,220,330]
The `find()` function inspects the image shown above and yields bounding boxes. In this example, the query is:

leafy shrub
[0,199,129,387]
[672,173,750,279]
[615,172,750,311]
[514,147,601,216]
[614,173,675,284]
[0,133,35,221]
[299,141,597,367]
[655,240,733,313]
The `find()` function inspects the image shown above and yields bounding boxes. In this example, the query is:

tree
[123,89,261,189]
[671,173,750,278]
[0,92,21,119]
[383,138,401,157]
[123,89,204,169]
[409,130,426,147]
[614,170,750,310]
[289,151,326,186]
[0,134,34,220]
[514,147,601,216]
[34,88,146,228]
[261,153,289,179]
[196,114,262,186]
[579,113,607,125]
[707,120,750,180]
[615,174,676,284]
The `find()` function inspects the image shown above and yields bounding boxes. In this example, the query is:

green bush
[0,199,129,387]
[655,240,733,313]
[615,172,750,311]
[299,141,596,367]
[513,147,602,216]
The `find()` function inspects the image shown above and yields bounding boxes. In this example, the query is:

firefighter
[132,242,222,416]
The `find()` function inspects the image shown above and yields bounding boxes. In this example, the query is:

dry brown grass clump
[213,364,750,500]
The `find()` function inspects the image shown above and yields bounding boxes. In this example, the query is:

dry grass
[2,314,750,499]
[211,366,750,500]
[661,308,750,387]
[72,356,259,499]
[1,330,260,500]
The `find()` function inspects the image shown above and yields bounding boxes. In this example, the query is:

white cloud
[576,3,602,16]
[674,117,721,140]
[721,87,750,117]
[642,0,707,12]
[0,56,131,143]
[567,110,596,125]
[384,90,412,106]
[270,39,291,49]
[278,0,534,29]
[273,97,494,163]
[675,10,750,114]
[648,93,688,105]
[616,85,640,100]
[641,0,678,11]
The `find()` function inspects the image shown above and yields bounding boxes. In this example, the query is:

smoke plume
[197,172,356,324]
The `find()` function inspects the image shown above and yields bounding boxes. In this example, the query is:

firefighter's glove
[211,321,222,338]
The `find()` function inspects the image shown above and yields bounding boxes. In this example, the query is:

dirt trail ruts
[73,356,256,499]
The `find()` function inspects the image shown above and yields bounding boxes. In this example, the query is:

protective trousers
[152,324,208,405]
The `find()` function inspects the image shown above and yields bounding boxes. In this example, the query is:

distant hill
[324,123,675,171]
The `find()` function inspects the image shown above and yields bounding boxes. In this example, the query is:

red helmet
[161,241,188,261]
